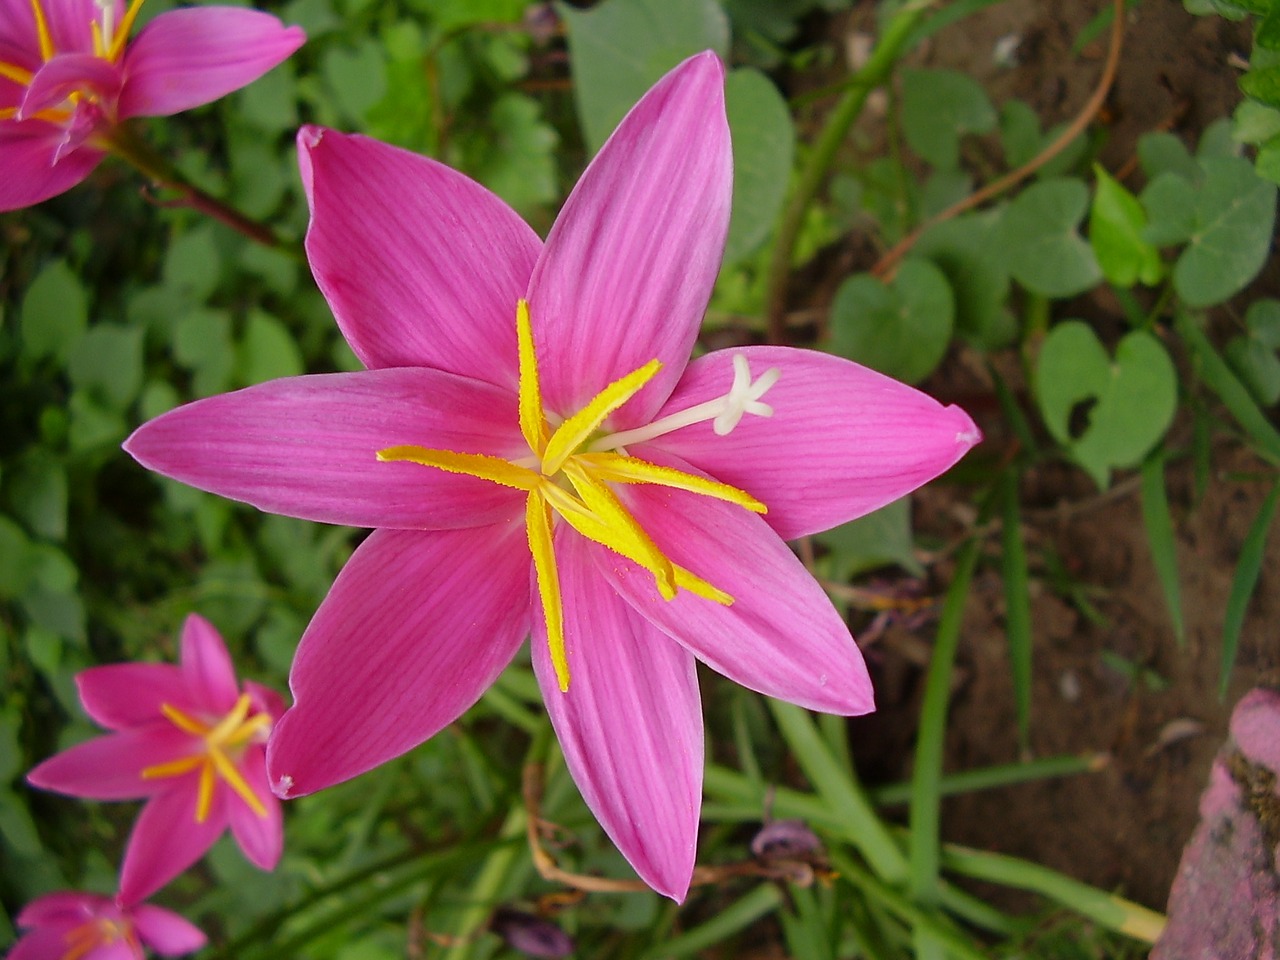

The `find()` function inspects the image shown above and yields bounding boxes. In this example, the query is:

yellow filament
[160,702,209,737]
[140,755,203,779]
[195,761,215,823]
[0,61,33,85]
[209,748,268,817]
[540,360,661,476]
[29,0,54,60]
[206,693,252,743]
[62,921,116,960]
[226,711,272,746]
[107,0,147,61]
[377,446,540,491]
[516,299,549,455]
[0,107,18,119]
[91,18,105,56]
[577,452,767,513]
[527,493,568,690]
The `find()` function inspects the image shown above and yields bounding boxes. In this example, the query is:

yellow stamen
[91,18,105,56]
[160,702,209,737]
[0,106,17,119]
[225,711,272,747]
[527,493,568,691]
[516,299,549,456]
[377,446,540,491]
[195,761,215,823]
[540,360,661,476]
[577,451,767,513]
[29,0,54,61]
[0,61,33,85]
[107,0,146,61]
[206,693,252,743]
[140,755,204,779]
[210,748,268,817]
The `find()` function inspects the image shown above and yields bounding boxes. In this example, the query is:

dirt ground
[826,0,1280,915]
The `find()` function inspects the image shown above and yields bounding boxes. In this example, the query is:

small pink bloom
[28,614,285,905]
[125,53,980,900]
[0,0,304,210]
[9,891,205,960]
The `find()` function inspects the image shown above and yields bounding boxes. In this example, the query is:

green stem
[763,1,932,342]
[102,123,301,256]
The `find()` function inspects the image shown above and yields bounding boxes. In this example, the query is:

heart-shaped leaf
[901,68,997,169]
[1036,320,1177,487]
[828,258,954,384]
[722,68,794,265]
[1000,179,1102,297]
[916,211,1016,350]
[1089,165,1164,288]
[1226,298,1280,406]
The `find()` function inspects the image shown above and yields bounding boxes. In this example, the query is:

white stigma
[95,0,114,44]
[593,352,781,451]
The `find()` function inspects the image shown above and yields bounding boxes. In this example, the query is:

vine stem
[871,0,1127,280]
[101,123,302,256]
[763,1,933,343]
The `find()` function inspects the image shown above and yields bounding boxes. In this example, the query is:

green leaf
[1221,482,1280,698]
[430,0,527,30]
[67,390,126,451]
[0,516,34,600]
[722,68,794,265]
[462,92,559,215]
[1000,178,1102,297]
[67,324,144,409]
[1139,450,1185,645]
[1258,133,1280,183]
[322,40,388,124]
[236,59,298,132]
[1141,171,1198,245]
[1088,165,1163,287]
[174,309,235,397]
[998,470,1033,750]
[21,259,89,364]
[814,498,922,581]
[559,0,729,153]
[1241,64,1280,109]
[1225,298,1280,405]
[999,99,1041,168]
[1137,131,1200,182]
[828,258,954,384]
[1174,157,1277,307]
[7,455,68,540]
[1035,321,1178,486]
[901,68,997,169]
[916,211,1015,350]
[163,225,223,303]
[1233,98,1280,144]
[1259,1,1280,48]
[239,311,305,386]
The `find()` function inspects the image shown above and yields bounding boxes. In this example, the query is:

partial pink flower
[10,890,205,960]
[124,52,981,900]
[28,614,285,905]
[0,0,304,210]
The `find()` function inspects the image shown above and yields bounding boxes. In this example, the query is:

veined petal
[604,457,875,715]
[225,747,282,871]
[531,528,703,902]
[131,904,207,956]
[124,368,525,531]
[117,8,303,118]
[0,120,102,212]
[27,727,193,800]
[267,525,531,797]
[118,784,229,905]
[644,347,982,540]
[16,891,103,925]
[76,662,186,729]
[19,52,120,117]
[526,52,731,424]
[180,614,240,715]
[299,126,540,383]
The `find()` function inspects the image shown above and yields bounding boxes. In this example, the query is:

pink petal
[130,904,207,956]
[604,459,875,715]
[8,926,76,960]
[123,369,525,531]
[17,891,104,925]
[244,680,285,721]
[179,614,239,715]
[76,663,187,730]
[8,0,96,57]
[19,53,120,118]
[117,7,303,118]
[298,126,540,382]
[267,525,531,797]
[27,727,193,800]
[0,121,102,211]
[645,347,982,540]
[532,529,703,901]
[225,747,282,870]
[118,784,229,906]
[526,52,731,425]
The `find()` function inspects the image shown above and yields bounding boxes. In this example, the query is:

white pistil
[94,0,114,49]
[593,353,780,451]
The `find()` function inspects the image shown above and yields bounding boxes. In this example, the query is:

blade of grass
[1139,448,1185,646]
[1175,310,1280,465]
[1220,481,1280,698]
[637,884,784,959]
[938,842,1166,943]
[768,700,908,882]
[999,469,1034,751]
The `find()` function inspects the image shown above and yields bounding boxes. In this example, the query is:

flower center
[378,299,780,692]
[62,917,136,960]
[140,692,272,822]
[0,0,144,123]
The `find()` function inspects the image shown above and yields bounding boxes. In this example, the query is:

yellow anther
[577,452,767,513]
[378,446,541,491]
[206,693,252,744]
[540,359,661,477]
[226,711,272,747]
[516,299,549,456]
[140,756,203,780]
[0,61,33,85]
[194,761,215,823]
[210,747,268,817]
[159,702,209,737]
[107,0,147,61]
[29,0,54,61]
[526,493,567,691]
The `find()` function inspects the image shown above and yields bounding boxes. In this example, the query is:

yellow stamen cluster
[378,299,767,692]
[140,693,271,823]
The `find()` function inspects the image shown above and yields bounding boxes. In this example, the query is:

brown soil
[833,0,1280,917]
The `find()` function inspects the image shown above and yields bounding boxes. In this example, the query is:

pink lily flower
[27,614,284,905]
[123,52,980,900]
[0,0,303,210]
[10,891,205,960]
